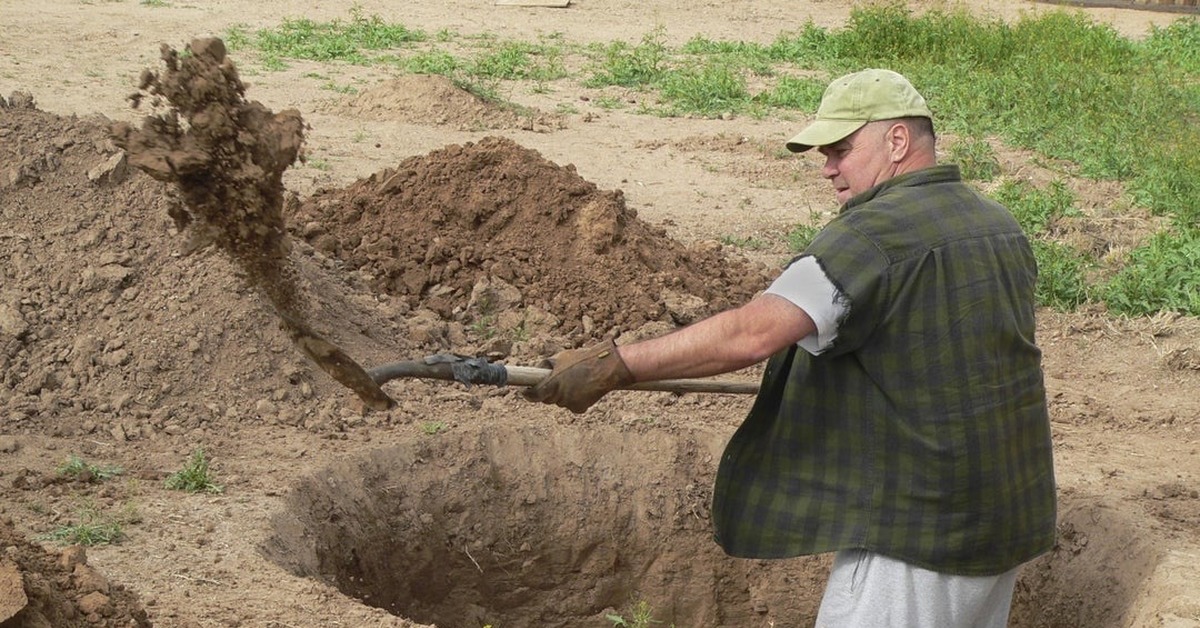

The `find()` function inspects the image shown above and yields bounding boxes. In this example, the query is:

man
[525,69,1056,627]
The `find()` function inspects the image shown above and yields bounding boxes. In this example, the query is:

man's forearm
[618,294,815,381]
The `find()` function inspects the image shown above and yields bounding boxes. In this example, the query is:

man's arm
[619,293,817,381]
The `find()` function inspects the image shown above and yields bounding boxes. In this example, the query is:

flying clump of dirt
[290,136,771,341]
[110,38,303,313]
[110,37,393,410]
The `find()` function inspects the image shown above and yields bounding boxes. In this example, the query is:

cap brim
[785,119,867,153]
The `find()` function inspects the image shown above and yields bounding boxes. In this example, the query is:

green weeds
[993,180,1078,236]
[585,29,669,89]
[1103,228,1200,316]
[57,455,124,482]
[165,448,223,494]
[421,421,447,435]
[229,6,427,67]
[607,599,669,628]
[946,136,1001,182]
[719,234,769,250]
[993,180,1094,310]
[43,501,139,546]
[786,223,822,253]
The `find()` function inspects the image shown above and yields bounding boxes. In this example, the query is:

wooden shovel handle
[367,358,759,395]
[504,365,760,394]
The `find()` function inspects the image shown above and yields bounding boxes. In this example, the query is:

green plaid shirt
[712,165,1056,575]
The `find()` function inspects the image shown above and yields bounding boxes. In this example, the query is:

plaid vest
[712,165,1057,575]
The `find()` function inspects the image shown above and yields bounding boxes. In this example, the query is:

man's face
[817,123,896,206]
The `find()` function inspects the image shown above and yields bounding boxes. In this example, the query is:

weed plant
[42,501,135,546]
[57,455,124,482]
[1103,227,1200,315]
[607,599,666,628]
[165,448,223,494]
[945,136,1001,183]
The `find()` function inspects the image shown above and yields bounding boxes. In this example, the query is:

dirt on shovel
[110,38,393,411]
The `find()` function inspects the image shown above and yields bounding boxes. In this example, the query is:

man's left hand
[523,339,635,413]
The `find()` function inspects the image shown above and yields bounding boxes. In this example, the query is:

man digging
[525,69,1057,627]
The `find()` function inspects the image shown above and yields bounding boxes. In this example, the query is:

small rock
[0,560,27,622]
[73,563,110,594]
[59,546,88,570]
[86,151,129,186]
[76,591,110,616]
[0,300,29,339]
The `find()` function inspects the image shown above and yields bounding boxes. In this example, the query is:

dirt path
[1,1,1198,627]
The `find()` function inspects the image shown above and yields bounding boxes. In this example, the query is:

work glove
[523,339,635,414]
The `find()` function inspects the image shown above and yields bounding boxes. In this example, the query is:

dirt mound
[0,518,149,627]
[327,74,556,131]
[290,135,771,341]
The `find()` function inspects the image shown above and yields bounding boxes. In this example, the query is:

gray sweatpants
[815,550,1020,628]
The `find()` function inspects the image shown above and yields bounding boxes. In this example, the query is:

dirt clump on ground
[0,518,150,627]
[290,135,771,342]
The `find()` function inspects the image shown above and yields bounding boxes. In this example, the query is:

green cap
[785,69,931,153]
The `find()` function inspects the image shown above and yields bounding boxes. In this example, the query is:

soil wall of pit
[263,424,1170,628]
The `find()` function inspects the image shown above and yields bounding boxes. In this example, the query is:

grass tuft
[165,448,223,494]
[57,455,124,482]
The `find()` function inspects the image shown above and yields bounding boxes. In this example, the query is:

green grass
[421,421,447,435]
[57,455,124,482]
[786,223,822,253]
[659,60,748,115]
[42,501,136,546]
[719,234,769,250]
[164,448,223,494]
[992,180,1097,311]
[992,179,1079,236]
[607,600,669,628]
[945,136,1001,182]
[470,39,567,82]
[1103,227,1200,316]
[226,6,427,68]
[585,29,669,89]
[219,7,1200,316]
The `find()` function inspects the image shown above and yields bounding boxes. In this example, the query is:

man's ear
[887,122,910,163]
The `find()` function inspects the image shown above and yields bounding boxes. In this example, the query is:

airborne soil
[1,1,1198,627]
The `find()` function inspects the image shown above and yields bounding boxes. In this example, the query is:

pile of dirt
[0,518,149,627]
[290,135,771,341]
[326,74,560,132]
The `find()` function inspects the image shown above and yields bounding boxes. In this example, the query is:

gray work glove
[523,339,635,414]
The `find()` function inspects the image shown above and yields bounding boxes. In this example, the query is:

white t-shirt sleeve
[764,255,849,355]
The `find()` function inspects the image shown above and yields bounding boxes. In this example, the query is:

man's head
[787,69,937,204]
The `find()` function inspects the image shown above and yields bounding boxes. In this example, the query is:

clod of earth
[110,37,394,411]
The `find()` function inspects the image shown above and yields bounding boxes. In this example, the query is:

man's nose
[821,157,837,179]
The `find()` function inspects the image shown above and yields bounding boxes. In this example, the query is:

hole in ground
[262,424,1162,627]
[262,424,827,627]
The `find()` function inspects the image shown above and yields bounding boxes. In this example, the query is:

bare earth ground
[1,1,1199,627]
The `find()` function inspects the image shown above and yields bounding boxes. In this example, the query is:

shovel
[367,354,761,395]
[285,317,759,411]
